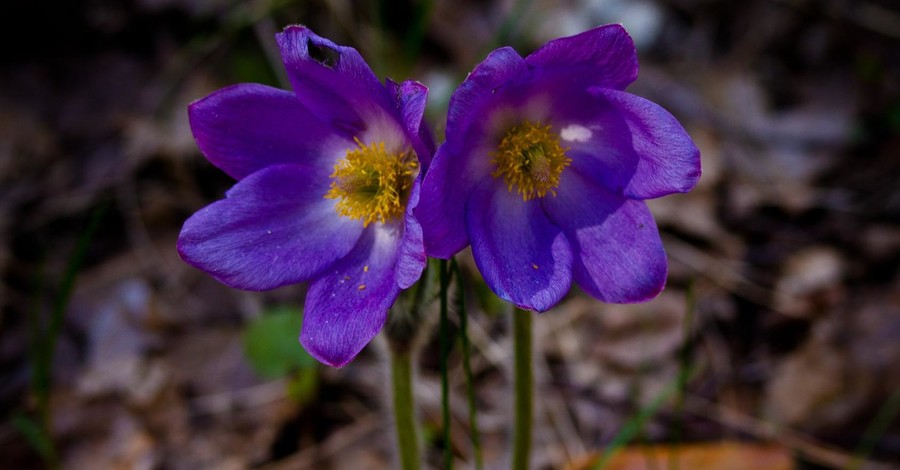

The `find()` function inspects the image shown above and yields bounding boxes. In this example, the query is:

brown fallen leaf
[566,442,794,470]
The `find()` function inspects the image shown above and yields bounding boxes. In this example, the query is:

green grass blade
[44,203,108,389]
[11,412,57,466]
[847,388,900,470]
[592,365,697,470]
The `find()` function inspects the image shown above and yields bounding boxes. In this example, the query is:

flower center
[491,121,571,200]
[325,139,418,227]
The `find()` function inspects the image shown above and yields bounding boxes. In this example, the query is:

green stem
[512,309,533,470]
[439,259,453,469]
[390,347,421,470]
[383,260,436,470]
[453,260,483,469]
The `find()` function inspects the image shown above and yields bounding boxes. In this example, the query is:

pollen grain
[325,139,418,226]
[491,121,571,200]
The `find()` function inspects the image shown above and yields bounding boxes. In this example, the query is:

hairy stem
[512,309,533,470]
[453,260,483,469]
[390,347,421,470]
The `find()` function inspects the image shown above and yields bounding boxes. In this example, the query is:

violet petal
[418,49,528,258]
[177,164,363,291]
[525,24,639,90]
[276,25,393,137]
[386,78,432,169]
[301,227,402,367]
[188,83,340,180]
[543,170,667,303]
[395,177,426,289]
[584,88,701,198]
[446,46,528,140]
[466,181,573,312]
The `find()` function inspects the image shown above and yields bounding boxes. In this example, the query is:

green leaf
[243,307,316,379]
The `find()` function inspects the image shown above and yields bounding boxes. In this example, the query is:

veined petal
[525,24,638,90]
[178,164,364,291]
[418,70,589,259]
[188,83,340,180]
[446,46,528,140]
[417,73,575,259]
[467,181,573,312]
[395,177,426,289]
[416,145,464,258]
[417,47,531,258]
[301,226,402,367]
[387,79,427,133]
[417,139,495,258]
[543,170,667,303]
[584,88,701,198]
[276,25,393,137]
[386,78,433,169]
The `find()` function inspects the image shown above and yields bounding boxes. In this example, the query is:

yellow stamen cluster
[491,121,571,200]
[325,139,418,227]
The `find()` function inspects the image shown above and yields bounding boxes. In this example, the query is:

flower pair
[178,25,700,367]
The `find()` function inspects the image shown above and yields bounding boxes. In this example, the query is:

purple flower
[416,25,701,312]
[178,26,432,367]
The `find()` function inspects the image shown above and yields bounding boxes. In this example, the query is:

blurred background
[1,0,899,468]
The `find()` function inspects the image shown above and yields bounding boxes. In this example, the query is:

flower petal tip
[276,24,312,42]
[300,335,355,368]
[513,299,555,314]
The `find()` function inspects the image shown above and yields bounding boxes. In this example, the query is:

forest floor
[1,0,899,468]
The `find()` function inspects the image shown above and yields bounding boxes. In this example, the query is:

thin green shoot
[452,259,483,469]
[847,388,900,470]
[22,202,107,468]
[11,413,56,463]
[592,365,698,470]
